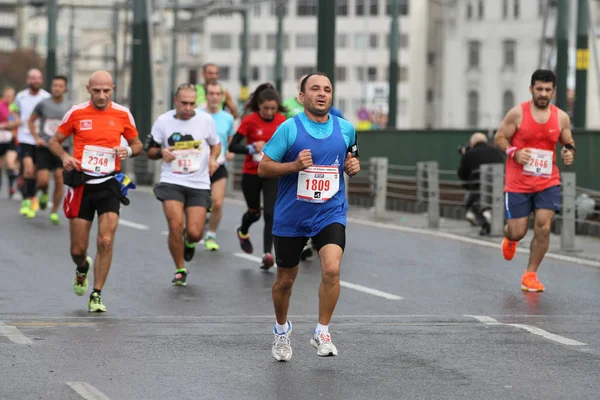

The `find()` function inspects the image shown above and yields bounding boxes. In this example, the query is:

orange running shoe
[501,237,518,260]
[521,271,545,292]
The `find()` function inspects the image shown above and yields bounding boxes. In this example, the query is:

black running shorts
[210,165,228,184]
[273,222,346,268]
[154,182,212,209]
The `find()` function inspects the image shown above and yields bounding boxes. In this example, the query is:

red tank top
[504,102,561,193]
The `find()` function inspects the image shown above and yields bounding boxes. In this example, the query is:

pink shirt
[0,101,9,123]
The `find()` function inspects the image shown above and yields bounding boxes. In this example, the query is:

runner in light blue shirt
[198,82,235,251]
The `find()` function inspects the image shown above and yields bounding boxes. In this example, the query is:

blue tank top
[273,115,348,237]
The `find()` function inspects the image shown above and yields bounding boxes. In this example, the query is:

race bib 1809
[171,149,202,174]
[523,148,553,178]
[297,166,340,203]
[81,145,116,175]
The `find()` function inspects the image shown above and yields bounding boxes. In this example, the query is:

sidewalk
[347,205,600,263]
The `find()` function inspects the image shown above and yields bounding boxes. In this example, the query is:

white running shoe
[310,330,338,357]
[272,322,293,362]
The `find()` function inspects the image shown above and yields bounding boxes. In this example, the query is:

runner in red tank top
[494,69,575,292]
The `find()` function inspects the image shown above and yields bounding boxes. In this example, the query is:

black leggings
[240,173,279,254]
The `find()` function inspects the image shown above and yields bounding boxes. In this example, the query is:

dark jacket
[457,142,505,191]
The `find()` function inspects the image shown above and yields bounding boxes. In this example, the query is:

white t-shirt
[14,88,51,145]
[150,109,220,190]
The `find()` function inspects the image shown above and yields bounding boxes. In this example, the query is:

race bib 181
[171,149,202,174]
[523,148,553,178]
[297,166,340,203]
[81,145,116,175]
[44,119,61,137]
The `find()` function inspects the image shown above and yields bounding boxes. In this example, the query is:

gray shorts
[153,182,212,209]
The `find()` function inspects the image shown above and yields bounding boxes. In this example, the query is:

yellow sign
[576,49,589,70]
[173,140,201,149]
[240,86,249,102]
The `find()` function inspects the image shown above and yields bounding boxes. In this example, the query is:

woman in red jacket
[229,83,287,269]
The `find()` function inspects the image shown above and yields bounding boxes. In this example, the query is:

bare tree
[0,49,44,90]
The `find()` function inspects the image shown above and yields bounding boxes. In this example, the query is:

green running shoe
[204,236,220,251]
[88,292,107,312]
[19,199,31,216]
[73,256,91,296]
[49,212,60,225]
[39,192,49,210]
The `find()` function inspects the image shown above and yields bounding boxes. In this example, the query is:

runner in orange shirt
[48,70,143,312]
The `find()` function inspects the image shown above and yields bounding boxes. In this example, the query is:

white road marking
[0,323,33,344]
[66,382,111,400]
[465,315,586,346]
[509,323,586,346]
[161,231,168,235]
[347,217,600,268]
[339,281,403,300]
[118,219,149,230]
[233,253,403,300]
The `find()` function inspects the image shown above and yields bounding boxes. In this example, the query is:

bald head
[89,70,114,86]
[469,132,488,147]
[87,70,114,110]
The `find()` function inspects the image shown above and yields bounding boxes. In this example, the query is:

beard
[533,97,550,109]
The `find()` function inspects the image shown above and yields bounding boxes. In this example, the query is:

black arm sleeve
[228,132,250,155]
[144,134,162,152]
[347,133,359,157]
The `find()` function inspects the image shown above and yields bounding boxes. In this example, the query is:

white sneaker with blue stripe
[272,321,293,362]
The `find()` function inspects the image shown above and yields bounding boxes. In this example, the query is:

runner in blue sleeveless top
[259,72,360,361]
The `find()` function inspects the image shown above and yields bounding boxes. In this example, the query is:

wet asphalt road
[1,187,599,400]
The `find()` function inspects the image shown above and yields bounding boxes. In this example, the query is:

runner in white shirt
[146,83,221,286]
[13,69,50,217]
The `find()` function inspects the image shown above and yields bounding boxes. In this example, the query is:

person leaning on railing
[457,132,504,235]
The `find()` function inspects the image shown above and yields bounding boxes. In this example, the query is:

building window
[336,34,348,48]
[503,39,516,67]
[356,0,365,16]
[502,0,508,19]
[399,98,408,117]
[297,0,317,16]
[28,33,38,49]
[336,66,348,82]
[188,69,198,85]
[467,91,479,127]
[427,51,435,66]
[267,34,289,50]
[386,0,409,16]
[252,3,261,17]
[369,34,378,49]
[355,66,365,81]
[189,33,200,56]
[337,0,348,16]
[295,66,314,80]
[354,33,368,49]
[266,66,288,81]
[240,34,260,50]
[466,1,472,20]
[336,98,347,114]
[219,66,231,81]
[386,33,409,48]
[513,0,520,19]
[367,66,377,82]
[478,0,484,19]
[250,66,260,81]
[296,34,317,49]
[538,0,546,17]
[427,89,434,103]
[211,34,232,50]
[502,90,514,116]
[399,66,408,82]
[369,0,378,16]
[269,2,288,16]
[468,40,481,68]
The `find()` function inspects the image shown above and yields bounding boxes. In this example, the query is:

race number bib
[523,148,553,178]
[297,166,340,203]
[171,149,201,174]
[0,130,12,144]
[44,119,61,137]
[81,145,116,175]
[252,151,264,163]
